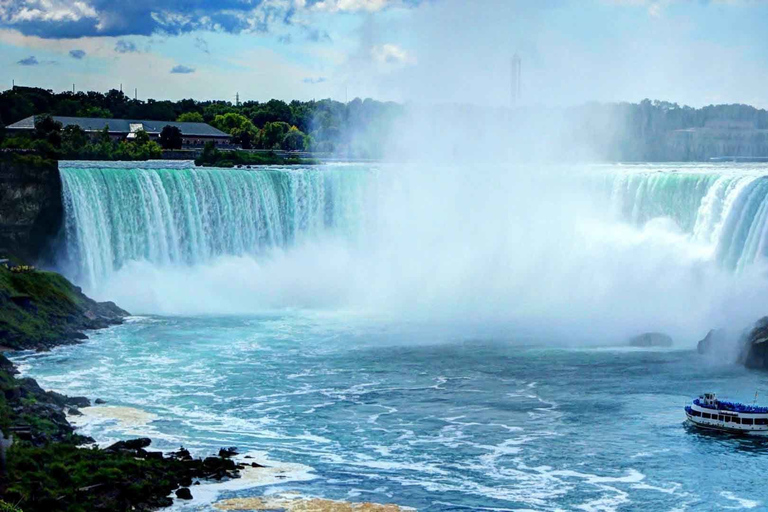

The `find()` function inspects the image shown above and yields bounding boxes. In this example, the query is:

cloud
[307,0,392,13]
[371,43,415,65]
[303,26,332,43]
[170,64,195,74]
[17,55,38,65]
[16,54,56,65]
[114,39,137,53]
[69,48,86,59]
[0,0,420,39]
[278,33,292,44]
[303,76,327,84]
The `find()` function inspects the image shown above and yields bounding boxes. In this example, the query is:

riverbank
[0,265,127,351]
[0,267,248,511]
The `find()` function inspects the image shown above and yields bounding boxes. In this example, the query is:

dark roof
[6,115,229,138]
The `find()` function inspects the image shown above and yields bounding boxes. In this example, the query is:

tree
[257,121,291,149]
[159,125,183,149]
[211,113,255,135]
[61,124,88,150]
[282,127,306,151]
[177,112,204,123]
[98,124,111,144]
[240,130,252,150]
[77,106,112,118]
[33,114,62,147]
[131,128,150,145]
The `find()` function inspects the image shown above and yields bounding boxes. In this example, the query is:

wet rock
[628,332,673,348]
[697,328,727,355]
[94,398,106,404]
[105,438,152,452]
[740,317,768,369]
[175,487,193,500]
[68,407,82,416]
[219,447,238,458]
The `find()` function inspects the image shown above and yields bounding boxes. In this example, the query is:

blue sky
[1,0,767,107]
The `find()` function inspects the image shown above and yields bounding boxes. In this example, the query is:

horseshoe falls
[17,161,768,511]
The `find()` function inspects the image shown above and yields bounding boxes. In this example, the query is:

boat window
[724,416,731,422]
[733,417,741,424]
[719,415,725,421]
[743,418,753,425]
[702,413,711,419]
[691,410,701,417]
[755,418,767,425]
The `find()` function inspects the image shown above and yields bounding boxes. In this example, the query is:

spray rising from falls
[60,161,374,291]
[605,165,768,271]
[58,161,768,339]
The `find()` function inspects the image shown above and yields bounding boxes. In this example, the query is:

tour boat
[685,393,768,434]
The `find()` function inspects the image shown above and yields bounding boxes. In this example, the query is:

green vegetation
[0,265,127,350]
[5,85,768,161]
[1,116,162,161]
[0,86,401,158]
[194,142,317,167]
[158,125,182,150]
[176,111,203,123]
[0,500,22,512]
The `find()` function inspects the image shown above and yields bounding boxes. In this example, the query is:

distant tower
[236,92,240,107]
[510,54,521,107]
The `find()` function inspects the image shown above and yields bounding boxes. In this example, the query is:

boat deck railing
[693,398,768,414]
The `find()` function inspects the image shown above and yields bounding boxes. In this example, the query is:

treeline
[0,86,403,158]
[567,100,768,161]
[2,87,768,161]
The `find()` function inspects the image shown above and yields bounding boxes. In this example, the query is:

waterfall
[59,161,374,290]
[606,165,768,270]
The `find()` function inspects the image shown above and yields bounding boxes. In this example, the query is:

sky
[1,0,767,107]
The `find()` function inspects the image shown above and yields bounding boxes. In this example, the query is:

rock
[66,395,91,408]
[218,447,238,458]
[740,317,768,369]
[251,462,265,468]
[628,332,673,348]
[68,407,82,416]
[697,328,727,355]
[171,447,193,461]
[94,398,106,404]
[105,438,152,452]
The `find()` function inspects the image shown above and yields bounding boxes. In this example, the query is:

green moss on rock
[0,268,128,350]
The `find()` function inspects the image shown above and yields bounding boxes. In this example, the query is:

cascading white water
[59,161,374,290]
[57,161,768,339]
[605,165,768,270]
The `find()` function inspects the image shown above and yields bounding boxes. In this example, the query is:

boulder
[105,438,152,452]
[218,447,238,458]
[628,332,673,348]
[175,488,193,500]
[94,398,106,404]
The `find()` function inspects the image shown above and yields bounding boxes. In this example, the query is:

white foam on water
[171,450,316,511]
[721,491,761,509]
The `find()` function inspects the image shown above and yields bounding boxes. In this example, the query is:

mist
[54,1,768,353]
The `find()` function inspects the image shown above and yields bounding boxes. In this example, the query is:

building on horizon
[5,115,231,147]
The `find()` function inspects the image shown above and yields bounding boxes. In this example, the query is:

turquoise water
[13,315,768,510]
[22,161,768,510]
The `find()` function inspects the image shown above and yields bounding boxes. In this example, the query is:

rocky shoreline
[0,267,247,511]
